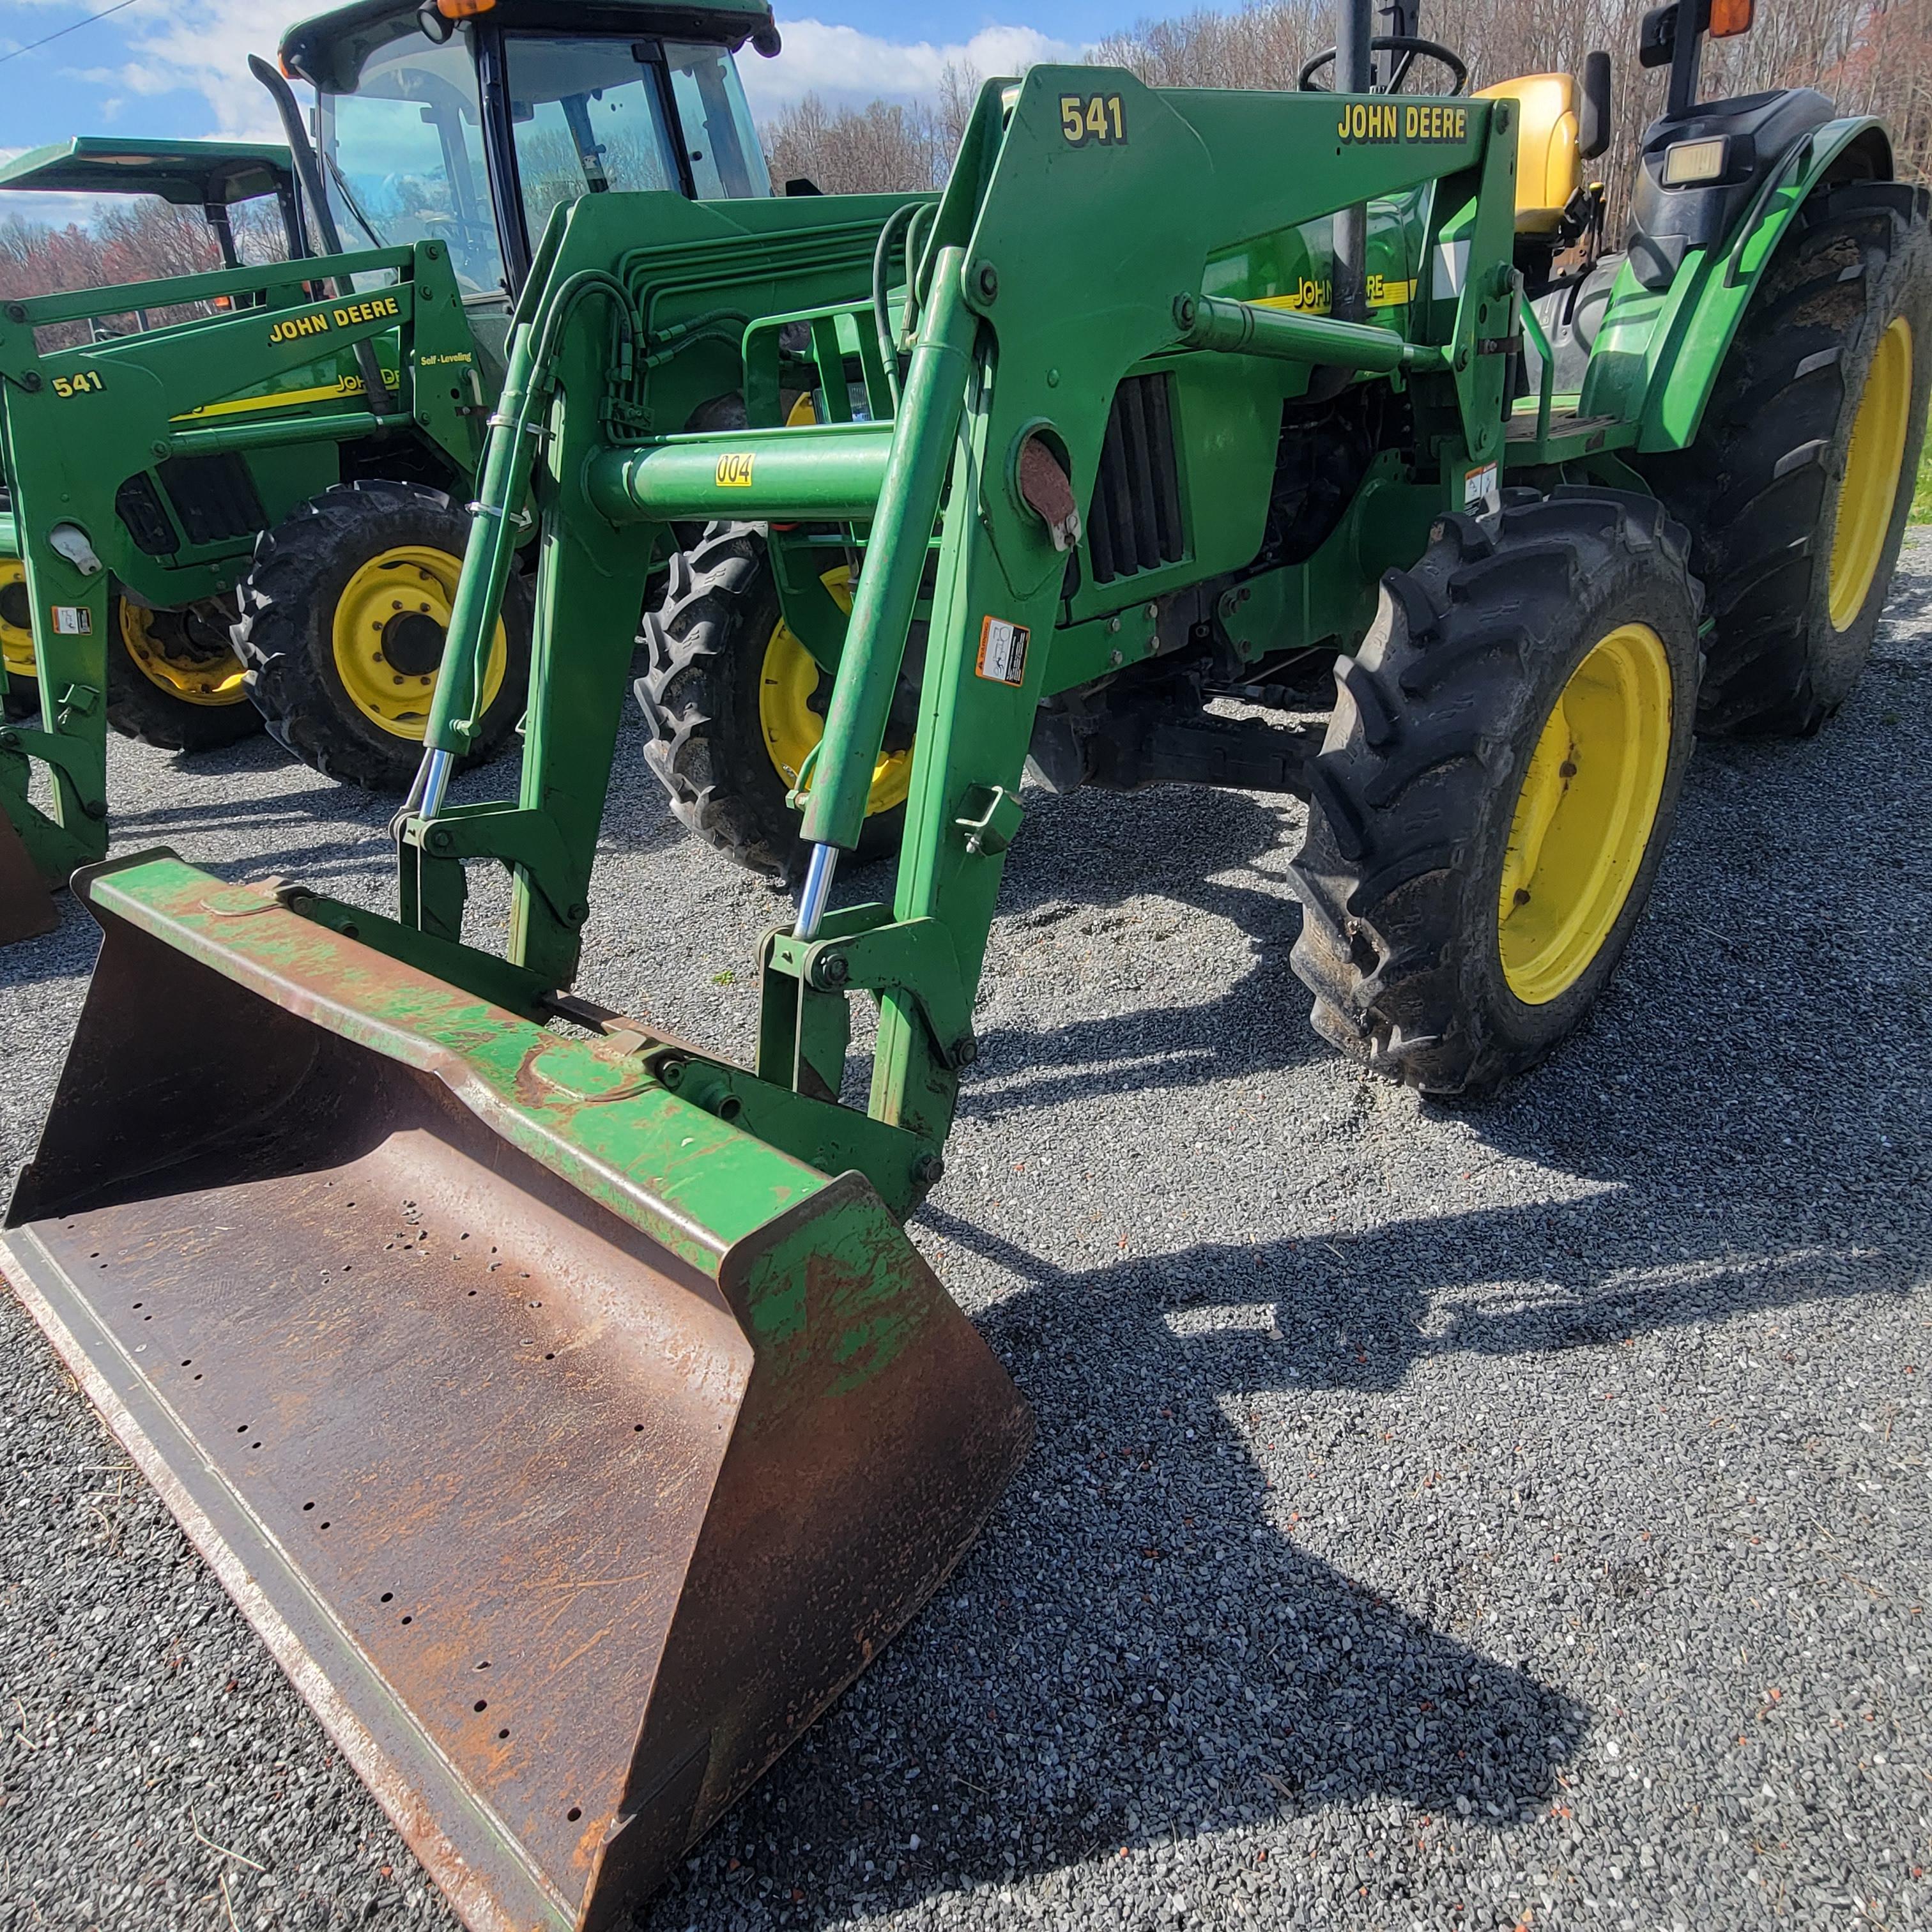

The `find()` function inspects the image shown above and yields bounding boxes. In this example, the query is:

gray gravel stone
[2,540,1929,1931]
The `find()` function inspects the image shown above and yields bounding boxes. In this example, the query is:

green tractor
[4,1,1924,1928]
[0,0,787,937]
[0,137,304,743]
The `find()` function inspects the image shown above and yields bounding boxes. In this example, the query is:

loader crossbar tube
[157,410,416,459]
[1178,291,1450,373]
[587,422,895,526]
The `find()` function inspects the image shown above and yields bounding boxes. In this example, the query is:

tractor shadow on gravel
[643,640,1932,1925]
[960,781,1326,1119]
[645,1178,1598,1931]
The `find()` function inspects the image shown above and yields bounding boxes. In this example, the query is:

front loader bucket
[0,809,57,942]
[1,855,1029,1932]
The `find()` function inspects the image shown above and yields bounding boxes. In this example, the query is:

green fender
[1579,115,1894,454]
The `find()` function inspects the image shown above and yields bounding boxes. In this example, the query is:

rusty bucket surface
[1,855,1029,1932]
[0,809,56,943]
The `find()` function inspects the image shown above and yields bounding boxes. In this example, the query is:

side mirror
[1639,2,1677,68]
[1579,49,1613,160]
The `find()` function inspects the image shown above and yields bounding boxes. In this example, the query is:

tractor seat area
[1475,72,1583,233]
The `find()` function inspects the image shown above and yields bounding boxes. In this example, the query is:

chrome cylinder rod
[795,843,839,941]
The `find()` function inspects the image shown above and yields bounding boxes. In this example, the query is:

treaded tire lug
[634,521,905,880]
[1636,179,1932,736]
[230,478,532,793]
[1289,493,1704,1100]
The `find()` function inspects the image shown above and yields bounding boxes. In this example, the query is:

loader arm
[348,69,1526,1206]
[4,60,1754,1932]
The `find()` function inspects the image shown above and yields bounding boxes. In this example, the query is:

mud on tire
[1289,489,1703,1098]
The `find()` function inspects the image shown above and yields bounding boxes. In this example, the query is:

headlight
[1661,137,1728,186]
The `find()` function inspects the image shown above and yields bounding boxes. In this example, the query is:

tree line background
[0,0,1924,312]
[766,0,1926,199]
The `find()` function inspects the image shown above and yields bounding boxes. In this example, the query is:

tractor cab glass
[662,40,770,199]
[503,33,769,240]
[317,30,503,298]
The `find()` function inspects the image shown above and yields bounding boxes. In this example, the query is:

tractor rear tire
[1637,180,1932,736]
[105,597,262,753]
[232,479,532,793]
[1289,489,1703,1098]
[635,522,909,879]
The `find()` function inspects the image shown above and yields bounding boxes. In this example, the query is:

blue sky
[0,0,1135,158]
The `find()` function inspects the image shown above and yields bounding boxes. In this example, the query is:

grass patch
[1915,438,1932,523]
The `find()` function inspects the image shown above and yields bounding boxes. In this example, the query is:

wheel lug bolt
[1514,888,1531,907]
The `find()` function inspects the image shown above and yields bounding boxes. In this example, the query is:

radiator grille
[1085,373,1184,586]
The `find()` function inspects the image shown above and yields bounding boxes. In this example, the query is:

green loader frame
[296,64,1902,1204]
[0,240,480,889]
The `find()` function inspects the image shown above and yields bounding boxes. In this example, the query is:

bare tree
[0,195,290,346]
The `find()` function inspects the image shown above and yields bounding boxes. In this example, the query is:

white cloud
[45,3,1081,138]
[0,187,103,228]
[730,18,1082,116]
[95,0,316,141]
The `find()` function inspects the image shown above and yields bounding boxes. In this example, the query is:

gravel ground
[2,539,1929,1932]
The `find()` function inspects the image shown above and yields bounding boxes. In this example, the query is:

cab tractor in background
[0,0,794,937]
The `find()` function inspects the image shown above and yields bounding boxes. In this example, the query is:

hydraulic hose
[410,268,641,816]
[870,201,923,407]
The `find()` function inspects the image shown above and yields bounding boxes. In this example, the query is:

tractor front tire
[105,597,262,753]
[1289,490,1703,1098]
[636,523,910,879]
[1639,180,1932,735]
[232,479,532,793]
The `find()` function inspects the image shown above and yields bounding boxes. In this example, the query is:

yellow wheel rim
[330,544,507,742]
[119,599,250,707]
[756,567,912,817]
[0,559,34,681]
[1828,317,1912,632]
[1497,622,1674,1006]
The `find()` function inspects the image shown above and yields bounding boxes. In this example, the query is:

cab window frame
[479,25,700,290]
[316,21,507,303]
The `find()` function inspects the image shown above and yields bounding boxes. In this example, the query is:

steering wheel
[1298,35,1468,95]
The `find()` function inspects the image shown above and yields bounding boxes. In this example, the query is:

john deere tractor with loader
[3,0,1924,1926]
[0,0,793,938]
